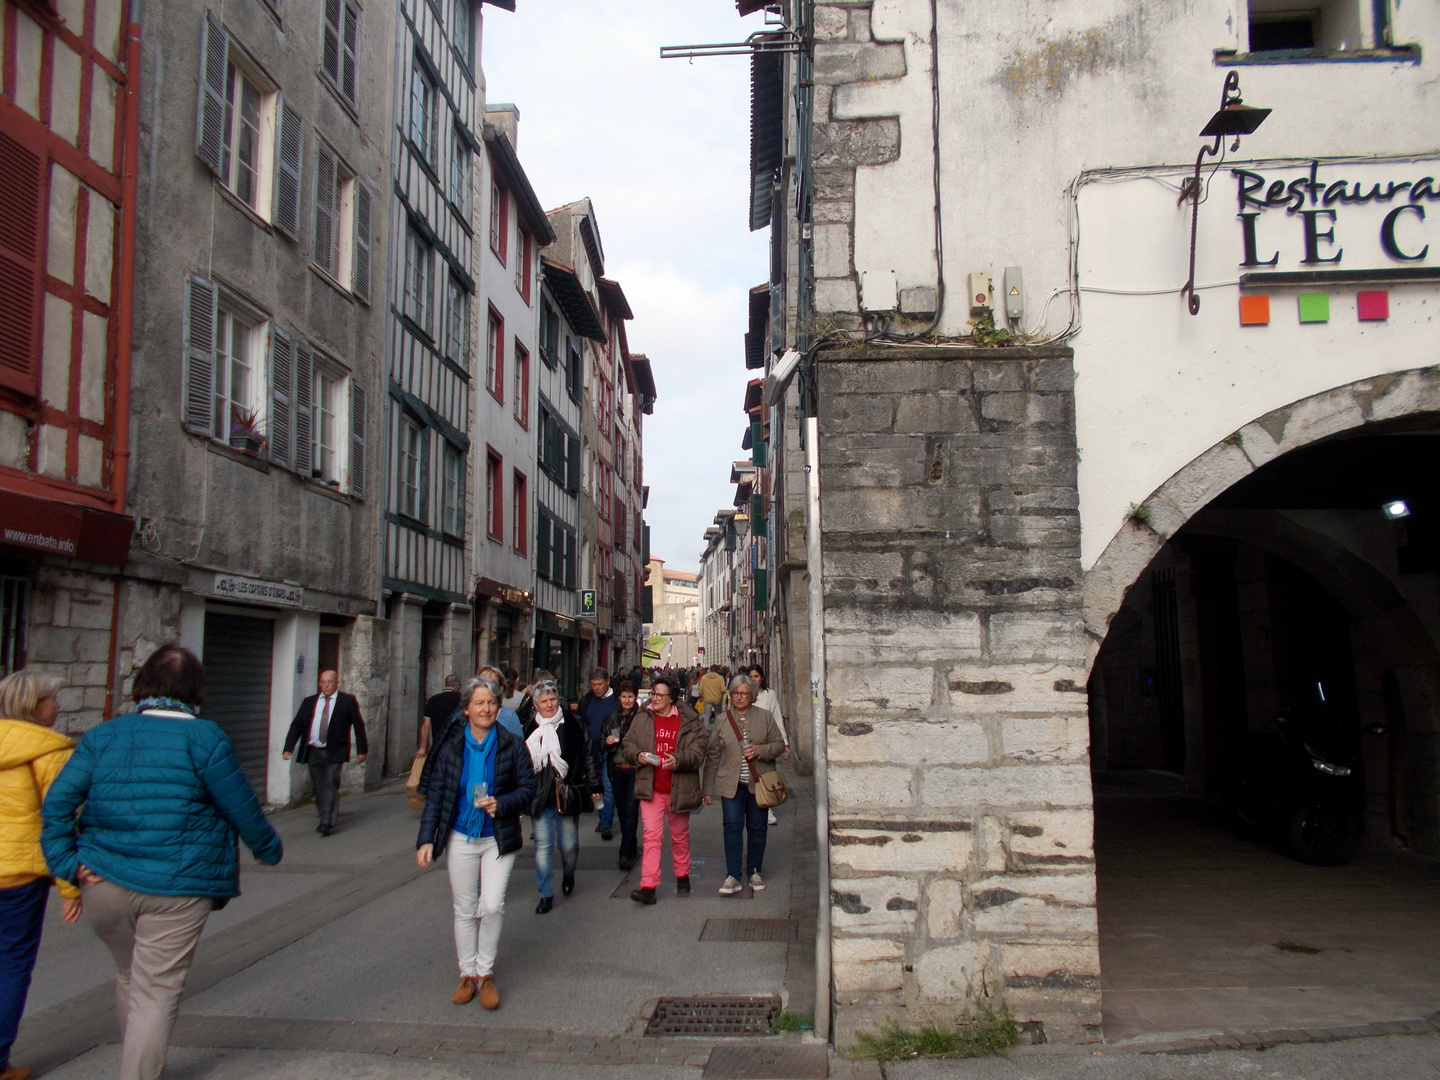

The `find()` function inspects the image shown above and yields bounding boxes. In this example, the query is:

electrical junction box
[1004,266,1024,321]
[969,272,993,315]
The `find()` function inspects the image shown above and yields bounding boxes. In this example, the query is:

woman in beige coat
[702,675,784,896]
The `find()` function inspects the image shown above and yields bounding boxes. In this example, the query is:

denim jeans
[532,807,579,898]
[721,785,769,880]
[599,756,616,830]
[610,762,639,860]
[0,878,49,1067]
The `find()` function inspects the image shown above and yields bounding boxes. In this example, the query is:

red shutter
[0,127,44,397]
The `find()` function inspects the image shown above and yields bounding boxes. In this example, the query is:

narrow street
[16,772,830,1078]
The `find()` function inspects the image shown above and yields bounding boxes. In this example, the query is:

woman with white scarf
[523,680,602,914]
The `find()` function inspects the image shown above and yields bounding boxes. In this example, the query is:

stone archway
[1083,366,1440,667]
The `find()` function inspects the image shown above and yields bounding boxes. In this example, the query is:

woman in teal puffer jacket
[41,644,281,1080]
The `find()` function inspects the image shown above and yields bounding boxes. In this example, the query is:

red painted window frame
[512,468,527,555]
[486,306,504,403]
[513,340,529,429]
[485,447,503,542]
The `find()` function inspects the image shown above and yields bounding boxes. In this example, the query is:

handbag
[405,753,426,812]
[725,711,788,808]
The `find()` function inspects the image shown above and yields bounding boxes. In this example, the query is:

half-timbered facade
[0,1,139,726]
[383,0,501,761]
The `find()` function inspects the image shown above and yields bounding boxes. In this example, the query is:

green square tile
[1298,293,1330,323]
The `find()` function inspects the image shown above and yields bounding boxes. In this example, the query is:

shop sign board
[580,590,597,617]
[212,574,304,607]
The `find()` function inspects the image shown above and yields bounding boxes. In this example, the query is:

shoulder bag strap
[725,709,744,743]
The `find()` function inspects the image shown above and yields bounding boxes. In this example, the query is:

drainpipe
[804,410,830,1044]
[112,3,142,517]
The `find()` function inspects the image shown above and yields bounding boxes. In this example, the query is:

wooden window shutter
[565,529,577,589]
[274,98,304,241]
[348,380,367,498]
[294,342,314,476]
[268,326,293,467]
[312,145,336,276]
[322,0,342,85]
[537,509,551,579]
[341,2,359,104]
[566,434,580,495]
[196,14,228,177]
[0,127,43,397]
[182,276,219,434]
[352,182,372,303]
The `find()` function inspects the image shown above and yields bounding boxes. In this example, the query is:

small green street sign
[580,590,597,616]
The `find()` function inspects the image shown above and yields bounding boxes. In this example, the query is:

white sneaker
[719,876,743,895]
[750,872,766,891]
[767,810,778,826]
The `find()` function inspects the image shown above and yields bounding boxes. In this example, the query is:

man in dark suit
[283,669,368,835]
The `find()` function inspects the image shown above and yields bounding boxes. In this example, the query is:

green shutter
[751,420,766,467]
[752,494,767,536]
[753,568,768,610]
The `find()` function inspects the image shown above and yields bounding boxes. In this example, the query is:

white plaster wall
[476,149,539,594]
[831,0,1440,568]
[1075,157,1440,567]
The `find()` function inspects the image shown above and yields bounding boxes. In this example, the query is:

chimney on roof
[485,103,520,150]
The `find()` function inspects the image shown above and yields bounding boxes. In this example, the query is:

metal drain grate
[645,996,780,1037]
[700,918,799,943]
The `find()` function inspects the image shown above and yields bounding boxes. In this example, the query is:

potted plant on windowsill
[229,408,266,455]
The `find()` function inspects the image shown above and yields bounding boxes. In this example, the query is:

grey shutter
[353,182,372,303]
[312,145,336,276]
[341,2,359,104]
[274,98,303,241]
[566,434,580,495]
[348,380,367,498]
[322,0,341,83]
[294,342,314,476]
[196,14,228,176]
[564,528,576,589]
[183,276,218,434]
[268,326,293,466]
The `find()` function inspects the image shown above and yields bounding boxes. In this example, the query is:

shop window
[0,577,28,675]
[321,0,360,107]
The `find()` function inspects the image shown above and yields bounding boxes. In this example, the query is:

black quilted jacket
[416,718,534,858]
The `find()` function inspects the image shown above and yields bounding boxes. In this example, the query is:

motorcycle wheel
[1287,803,1359,866]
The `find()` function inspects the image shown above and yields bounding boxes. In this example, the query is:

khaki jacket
[0,718,78,898]
[702,706,783,802]
[622,706,708,812]
[698,672,727,707]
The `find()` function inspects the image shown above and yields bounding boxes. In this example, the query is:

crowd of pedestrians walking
[0,650,789,1076]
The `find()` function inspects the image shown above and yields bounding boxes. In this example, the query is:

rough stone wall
[817,346,1099,1045]
[25,563,128,734]
[344,613,391,792]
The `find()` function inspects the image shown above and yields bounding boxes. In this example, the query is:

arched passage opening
[1082,377,1440,1041]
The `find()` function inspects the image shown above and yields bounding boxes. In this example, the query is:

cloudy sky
[482,2,770,574]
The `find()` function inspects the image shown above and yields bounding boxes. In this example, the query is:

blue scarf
[136,697,199,716]
[455,723,498,841]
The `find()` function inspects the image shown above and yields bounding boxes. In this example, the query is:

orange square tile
[1239,295,1270,325]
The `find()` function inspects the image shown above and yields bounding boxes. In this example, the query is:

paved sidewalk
[17,769,817,1076]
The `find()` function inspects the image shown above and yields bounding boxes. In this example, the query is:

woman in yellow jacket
[0,671,81,1080]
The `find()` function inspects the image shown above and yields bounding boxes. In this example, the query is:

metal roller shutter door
[202,613,274,797]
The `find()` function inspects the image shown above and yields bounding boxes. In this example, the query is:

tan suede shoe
[452,976,477,1005]
[479,975,500,1010]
